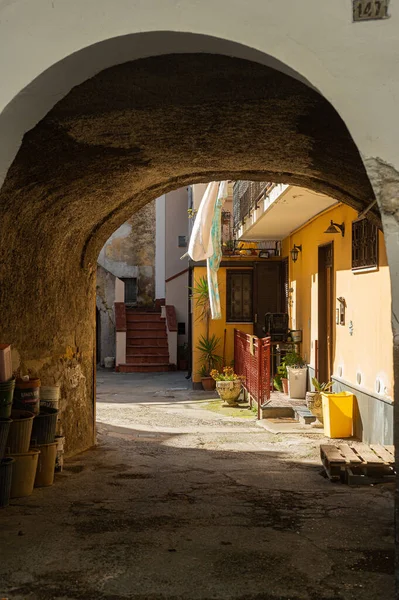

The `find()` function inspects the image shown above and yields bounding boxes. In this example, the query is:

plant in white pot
[284,352,307,399]
[210,367,245,406]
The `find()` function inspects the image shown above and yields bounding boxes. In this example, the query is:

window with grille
[352,219,378,271]
[122,278,138,305]
[226,270,253,322]
[178,235,187,248]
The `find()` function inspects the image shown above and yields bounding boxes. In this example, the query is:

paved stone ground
[0,371,394,600]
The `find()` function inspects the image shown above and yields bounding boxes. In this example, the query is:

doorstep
[260,390,309,419]
[259,390,323,434]
[257,418,324,435]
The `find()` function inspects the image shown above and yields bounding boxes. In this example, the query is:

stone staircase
[118,308,170,373]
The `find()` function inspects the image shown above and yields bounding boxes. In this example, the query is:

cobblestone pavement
[0,371,394,600]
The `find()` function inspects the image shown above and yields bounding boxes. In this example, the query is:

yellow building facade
[191,265,254,384]
[190,183,393,444]
[283,203,393,442]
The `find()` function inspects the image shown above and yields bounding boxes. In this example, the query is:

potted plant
[284,352,307,399]
[190,277,223,390]
[306,378,333,424]
[274,361,288,394]
[211,367,245,406]
[196,334,222,391]
[222,239,235,255]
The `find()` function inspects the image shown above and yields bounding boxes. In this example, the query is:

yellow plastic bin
[321,392,354,438]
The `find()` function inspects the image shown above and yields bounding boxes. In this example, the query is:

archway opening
[0,48,395,598]
[0,52,383,454]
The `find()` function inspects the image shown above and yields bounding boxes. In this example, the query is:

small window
[178,235,187,247]
[352,219,379,271]
[122,278,137,305]
[178,322,186,335]
[226,270,253,322]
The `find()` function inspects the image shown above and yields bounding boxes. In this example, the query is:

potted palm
[196,334,222,391]
[190,277,222,391]
[211,367,245,405]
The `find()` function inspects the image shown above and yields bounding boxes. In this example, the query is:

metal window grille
[233,180,274,232]
[123,278,137,305]
[352,219,378,270]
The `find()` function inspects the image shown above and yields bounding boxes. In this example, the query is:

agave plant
[311,377,333,393]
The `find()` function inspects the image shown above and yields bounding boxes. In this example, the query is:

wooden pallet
[320,443,395,484]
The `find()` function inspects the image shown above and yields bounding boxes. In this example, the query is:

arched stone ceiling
[0,53,376,271]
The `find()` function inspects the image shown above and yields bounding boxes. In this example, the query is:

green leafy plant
[273,375,283,392]
[198,364,209,378]
[284,351,306,369]
[311,377,333,393]
[196,334,222,377]
[223,239,235,253]
[190,276,211,337]
[273,351,305,391]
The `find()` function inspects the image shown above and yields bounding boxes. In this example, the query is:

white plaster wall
[155,195,166,299]
[115,278,125,303]
[166,273,189,344]
[1,2,399,187]
[165,188,189,280]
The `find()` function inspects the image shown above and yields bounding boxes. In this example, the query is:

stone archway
[0,53,383,456]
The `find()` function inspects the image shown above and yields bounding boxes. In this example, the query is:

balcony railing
[233,181,274,232]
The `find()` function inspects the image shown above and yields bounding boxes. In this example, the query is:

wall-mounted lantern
[324,220,345,237]
[290,244,302,263]
[337,296,346,325]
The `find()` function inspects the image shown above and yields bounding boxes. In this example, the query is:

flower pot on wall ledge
[216,380,242,406]
[201,377,216,391]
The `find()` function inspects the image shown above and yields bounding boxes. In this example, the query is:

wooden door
[253,262,284,338]
[318,243,334,383]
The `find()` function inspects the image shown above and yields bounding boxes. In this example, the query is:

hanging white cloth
[188,181,229,320]
[187,182,219,262]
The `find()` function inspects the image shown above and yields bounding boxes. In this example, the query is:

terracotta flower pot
[201,377,216,391]
[216,380,242,405]
[282,378,289,395]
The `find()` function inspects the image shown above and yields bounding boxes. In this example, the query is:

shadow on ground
[0,416,394,600]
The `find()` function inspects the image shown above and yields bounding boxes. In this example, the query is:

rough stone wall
[0,54,379,457]
[96,265,116,365]
[98,201,155,306]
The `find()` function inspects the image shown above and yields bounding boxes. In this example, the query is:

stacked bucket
[0,376,15,508]
[0,377,64,508]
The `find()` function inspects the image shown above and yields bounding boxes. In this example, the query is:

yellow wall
[282,203,393,400]
[192,266,253,382]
